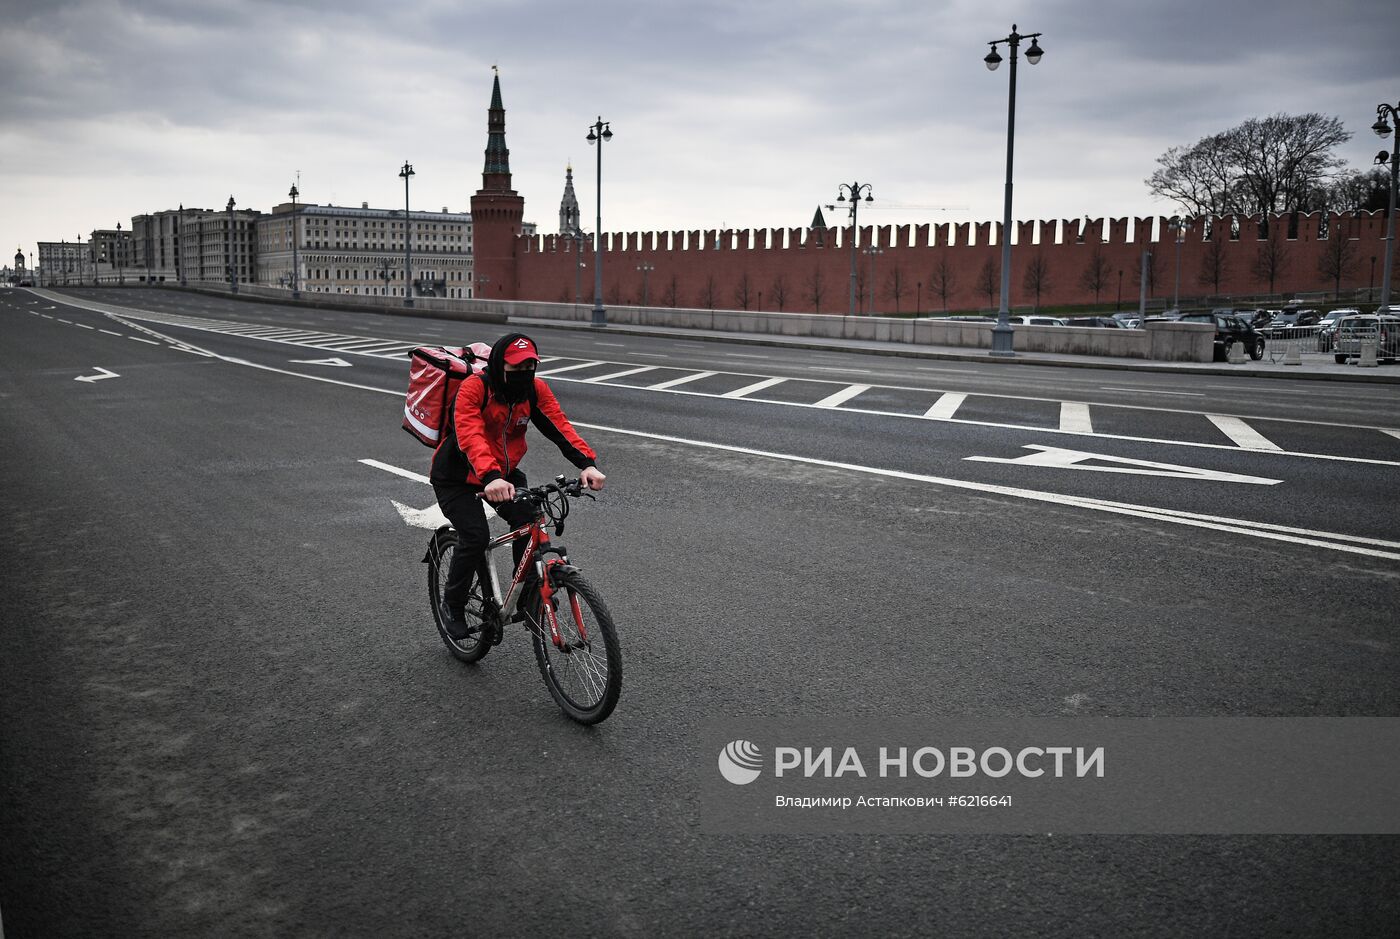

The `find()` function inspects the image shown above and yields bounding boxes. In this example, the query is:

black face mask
[500,370,533,403]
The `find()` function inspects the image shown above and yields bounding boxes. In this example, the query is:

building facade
[178,207,261,287]
[36,241,90,286]
[255,202,475,299]
[130,209,189,284]
[88,228,133,284]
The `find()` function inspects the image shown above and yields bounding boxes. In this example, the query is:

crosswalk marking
[722,377,788,399]
[583,366,658,383]
[814,384,870,408]
[1208,415,1281,450]
[1060,402,1094,434]
[648,370,716,390]
[923,392,967,420]
[536,361,604,377]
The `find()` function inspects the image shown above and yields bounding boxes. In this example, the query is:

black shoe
[438,600,477,641]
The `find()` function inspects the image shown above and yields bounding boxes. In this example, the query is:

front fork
[489,528,587,651]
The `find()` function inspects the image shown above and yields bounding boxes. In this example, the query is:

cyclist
[431,332,605,639]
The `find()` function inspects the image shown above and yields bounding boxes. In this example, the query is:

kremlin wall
[471,77,1392,315]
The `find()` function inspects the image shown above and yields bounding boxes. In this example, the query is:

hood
[486,331,535,397]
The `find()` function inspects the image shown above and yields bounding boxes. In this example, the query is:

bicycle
[424,475,622,725]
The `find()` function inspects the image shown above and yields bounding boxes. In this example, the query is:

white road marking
[359,458,429,483]
[726,353,770,359]
[923,392,967,420]
[633,353,670,358]
[1384,429,1400,442]
[594,342,626,347]
[1059,402,1094,434]
[99,329,122,336]
[129,336,159,345]
[390,500,452,529]
[814,384,870,408]
[57,319,72,324]
[1208,414,1282,450]
[647,370,716,390]
[75,323,94,329]
[75,367,119,383]
[964,445,1281,484]
[289,357,353,367]
[583,366,658,383]
[1100,387,1206,397]
[536,361,603,377]
[809,366,874,374]
[722,377,787,398]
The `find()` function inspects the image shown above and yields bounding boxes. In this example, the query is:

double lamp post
[984,24,1044,356]
[587,117,613,326]
[1373,100,1400,312]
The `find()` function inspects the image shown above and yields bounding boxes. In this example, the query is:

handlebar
[476,474,596,535]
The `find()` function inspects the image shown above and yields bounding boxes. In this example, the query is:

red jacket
[430,373,597,486]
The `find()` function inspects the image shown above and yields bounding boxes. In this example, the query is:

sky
[2,0,1397,268]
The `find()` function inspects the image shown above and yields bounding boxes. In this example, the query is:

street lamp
[637,262,655,306]
[289,182,302,300]
[984,22,1045,356]
[586,117,613,327]
[77,232,84,286]
[1372,101,1399,312]
[116,221,125,286]
[831,181,873,316]
[862,246,884,314]
[176,206,185,287]
[225,198,238,293]
[1172,217,1188,310]
[399,161,415,308]
[379,258,392,298]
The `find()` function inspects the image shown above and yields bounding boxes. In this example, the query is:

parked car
[1262,309,1322,335]
[1179,311,1266,361]
[1063,316,1128,328]
[1333,314,1400,364]
[1007,315,1066,326]
[1112,312,1145,327]
[1316,308,1359,352]
[943,315,996,322]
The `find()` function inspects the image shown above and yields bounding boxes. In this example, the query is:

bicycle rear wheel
[530,571,622,724]
[427,528,492,663]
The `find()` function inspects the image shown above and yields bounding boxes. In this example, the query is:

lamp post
[586,117,613,327]
[1116,269,1123,311]
[289,182,302,299]
[379,258,392,298]
[399,161,415,308]
[983,23,1045,356]
[1372,101,1399,311]
[176,206,185,287]
[916,281,922,316]
[77,232,84,286]
[832,181,873,316]
[1172,217,1188,310]
[224,198,238,293]
[116,222,125,286]
[637,262,655,306]
[862,246,884,314]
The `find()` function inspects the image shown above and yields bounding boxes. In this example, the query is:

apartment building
[255,201,478,299]
[36,241,91,286]
[179,206,261,287]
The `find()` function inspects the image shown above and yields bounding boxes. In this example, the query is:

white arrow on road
[391,500,451,530]
[75,367,119,383]
[965,445,1282,485]
[289,356,353,367]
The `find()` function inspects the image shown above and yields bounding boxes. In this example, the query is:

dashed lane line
[1207,415,1282,451]
[1060,402,1094,434]
[814,384,871,408]
[924,393,967,420]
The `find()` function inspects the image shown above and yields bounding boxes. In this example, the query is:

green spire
[483,67,511,178]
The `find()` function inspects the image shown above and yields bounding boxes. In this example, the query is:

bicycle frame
[482,510,588,651]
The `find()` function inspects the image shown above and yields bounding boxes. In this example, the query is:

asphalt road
[2,287,1397,937]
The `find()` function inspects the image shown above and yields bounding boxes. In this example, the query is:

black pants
[434,471,534,612]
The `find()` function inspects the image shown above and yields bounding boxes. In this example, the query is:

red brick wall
[506,210,1391,313]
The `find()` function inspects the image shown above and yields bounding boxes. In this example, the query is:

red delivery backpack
[402,342,491,446]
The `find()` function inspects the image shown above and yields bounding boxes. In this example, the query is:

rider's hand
[484,478,516,502]
[580,466,606,491]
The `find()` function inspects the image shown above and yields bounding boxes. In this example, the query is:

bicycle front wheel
[531,572,622,724]
[427,528,492,663]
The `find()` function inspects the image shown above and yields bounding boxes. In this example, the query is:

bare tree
[1317,223,1360,299]
[770,274,788,311]
[663,275,680,308]
[1022,254,1051,311]
[698,274,719,310]
[1251,229,1292,294]
[734,271,753,310]
[929,256,956,311]
[1147,113,1352,216]
[886,265,907,314]
[1197,236,1229,294]
[977,257,999,309]
[1324,167,1392,212]
[1079,245,1110,302]
[608,280,622,305]
[804,266,827,313]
